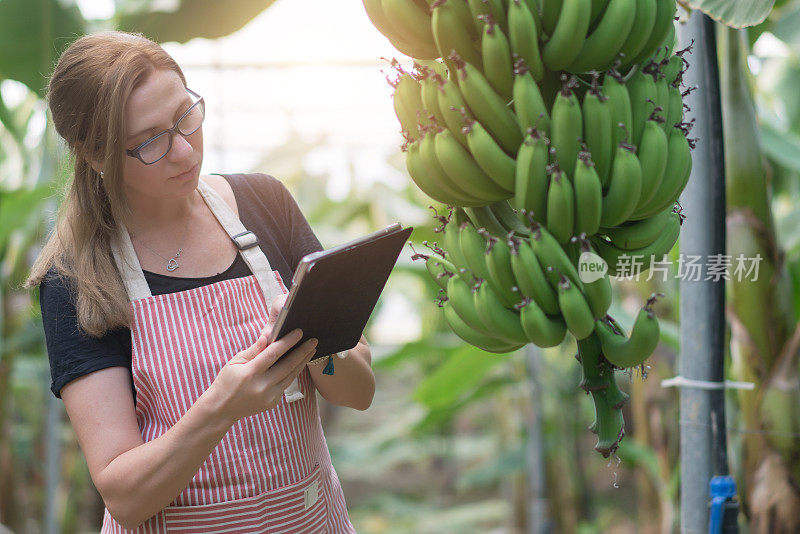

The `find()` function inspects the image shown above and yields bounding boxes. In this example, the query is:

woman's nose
[169,131,195,160]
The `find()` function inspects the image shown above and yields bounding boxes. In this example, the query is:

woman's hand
[207,308,316,424]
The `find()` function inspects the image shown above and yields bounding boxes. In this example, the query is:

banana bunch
[372,0,695,457]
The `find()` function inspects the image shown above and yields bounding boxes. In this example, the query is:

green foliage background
[2,0,800,532]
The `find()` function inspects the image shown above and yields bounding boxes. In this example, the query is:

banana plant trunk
[719,25,800,532]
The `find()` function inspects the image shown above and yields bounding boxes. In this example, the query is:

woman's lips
[170,163,198,180]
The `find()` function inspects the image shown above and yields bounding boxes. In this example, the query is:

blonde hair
[24,31,187,337]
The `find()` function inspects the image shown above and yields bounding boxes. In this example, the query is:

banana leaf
[688,0,776,28]
[413,343,512,410]
[0,0,85,98]
[114,0,279,43]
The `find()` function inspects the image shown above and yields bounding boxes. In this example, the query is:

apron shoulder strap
[197,177,285,307]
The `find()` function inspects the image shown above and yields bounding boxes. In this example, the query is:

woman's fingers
[264,337,317,382]
[275,346,317,392]
[268,294,289,326]
[250,328,306,373]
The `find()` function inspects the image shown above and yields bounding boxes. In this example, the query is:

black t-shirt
[39,173,323,400]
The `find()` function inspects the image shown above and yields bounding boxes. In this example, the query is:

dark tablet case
[274,224,413,359]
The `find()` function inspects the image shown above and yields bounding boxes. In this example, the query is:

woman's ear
[73,140,104,174]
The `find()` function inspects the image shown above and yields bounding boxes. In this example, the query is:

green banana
[616,0,656,65]
[490,199,531,235]
[434,73,472,148]
[434,126,513,202]
[469,0,508,34]
[628,67,659,148]
[512,58,551,136]
[479,14,514,102]
[474,280,529,344]
[362,0,440,59]
[458,219,494,281]
[446,272,492,333]
[393,72,425,140]
[485,234,524,306]
[464,205,509,237]
[542,0,592,71]
[662,53,685,86]
[420,67,448,129]
[573,152,603,236]
[601,71,633,185]
[602,207,675,250]
[522,0,543,36]
[625,0,677,67]
[513,129,550,224]
[508,0,545,81]
[590,213,680,277]
[421,253,457,290]
[588,0,611,26]
[463,117,518,192]
[654,70,670,126]
[518,296,568,347]
[557,274,595,339]
[566,0,636,73]
[455,56,523,156]
[595,295,662,368]
[443,300,526,353]
[634,117,669,210]
[550,76,583,179]
[573,236,612,319]
[665,83,684,130]
[546,165,575,245]
[529,221,585,291]
[630,125,692,219]
[405,139,457,204]
[382,0,439,56]
[442,208,470,269]
[432,0,482,72]
[600,141,642,227]
[420,127,486,205]
[541,0,563,37]
[581,74,613,185]
[508,235,561,315]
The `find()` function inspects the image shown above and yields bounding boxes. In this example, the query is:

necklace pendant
[166,258,179,272]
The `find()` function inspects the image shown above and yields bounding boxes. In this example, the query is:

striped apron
[102,178,356,533]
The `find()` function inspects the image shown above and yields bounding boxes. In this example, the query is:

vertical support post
[524,345,549,534]
[677,11,738,534]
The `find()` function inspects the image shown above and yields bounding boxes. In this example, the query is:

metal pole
[677,12,738,534]
[524,345,549,534]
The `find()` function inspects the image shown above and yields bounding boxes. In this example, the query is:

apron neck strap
[110,176,285,305]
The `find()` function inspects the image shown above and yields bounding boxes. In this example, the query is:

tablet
[267,223,413,359]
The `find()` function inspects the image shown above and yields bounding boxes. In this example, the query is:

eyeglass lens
[138,99,205,164]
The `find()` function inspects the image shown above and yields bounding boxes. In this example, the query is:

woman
[25,30,374,532]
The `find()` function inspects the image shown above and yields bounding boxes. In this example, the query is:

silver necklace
[138,202,193,272]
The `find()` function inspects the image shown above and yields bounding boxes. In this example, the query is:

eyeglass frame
[125,87,205,165]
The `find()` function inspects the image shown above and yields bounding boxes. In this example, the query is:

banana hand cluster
[371,0,695,458]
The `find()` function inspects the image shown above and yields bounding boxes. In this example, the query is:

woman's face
[122,68,203,202]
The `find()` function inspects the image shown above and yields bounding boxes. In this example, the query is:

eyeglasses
[126,87,205,165]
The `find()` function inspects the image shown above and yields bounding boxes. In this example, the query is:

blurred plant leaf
[688,0,775,28]
[0,0,85,97]
[760,121,800,174]
[115,0,278,43]
[411,375,514,434]
[457,442,525,489]
[412,343,511,410]
[0,186,52,251]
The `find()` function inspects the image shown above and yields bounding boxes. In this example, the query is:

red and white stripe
[101,272,355,533]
